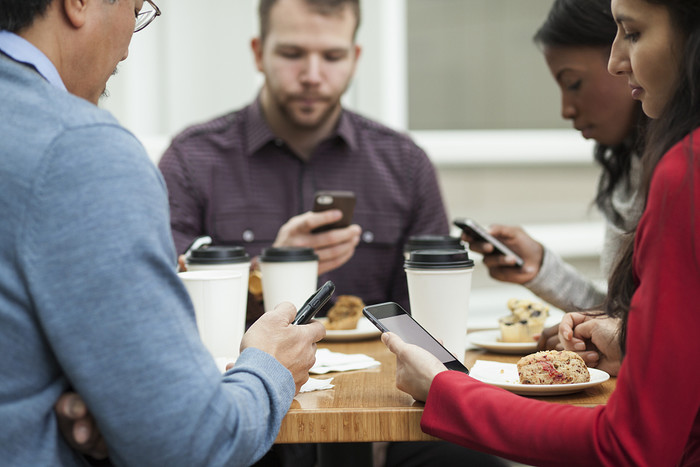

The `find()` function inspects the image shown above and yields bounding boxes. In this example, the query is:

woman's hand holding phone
[461,223,543,284]
[381,332,449,402]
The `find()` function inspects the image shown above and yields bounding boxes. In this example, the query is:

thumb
[271,301,297,323]
[488,224,510,237]
[382,331,405,354]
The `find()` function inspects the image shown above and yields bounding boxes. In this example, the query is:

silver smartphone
[363,302,469,373]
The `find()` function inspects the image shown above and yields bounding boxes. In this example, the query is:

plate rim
[472,363,610,395]
[467,329,538,353]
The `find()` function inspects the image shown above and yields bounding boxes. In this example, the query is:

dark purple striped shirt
[158,98,449,311]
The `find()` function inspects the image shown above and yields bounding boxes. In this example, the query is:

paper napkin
[469,360,520,384]
[300,377,335,393]
[310,348,381,375]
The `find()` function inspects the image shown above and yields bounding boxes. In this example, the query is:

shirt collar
[0,31,66,91]
[245,94,358,157]
[245,97,281,156]
[335,109,358,151]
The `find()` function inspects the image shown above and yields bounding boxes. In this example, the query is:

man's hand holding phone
[293,281,335,325]
[273,211,361,275]
[241,302,325,394]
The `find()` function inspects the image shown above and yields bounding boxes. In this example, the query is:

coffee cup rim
[404,235,462,252]
[188,245,250,264]
[178,270,243,280]
[404,249,475,269]
[259,246,319,263]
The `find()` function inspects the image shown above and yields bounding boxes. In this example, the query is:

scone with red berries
[517,350,590,385]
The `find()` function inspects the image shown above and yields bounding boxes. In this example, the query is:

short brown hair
[258,0,361,42]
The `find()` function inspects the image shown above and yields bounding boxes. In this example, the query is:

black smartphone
[292,280,336,325]
[363,302,469,373]
[453,218,524,268]
[311,191,356,233]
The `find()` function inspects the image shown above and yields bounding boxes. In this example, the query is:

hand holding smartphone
[453,218,524,267]
[292,280,336,325]
[311,191,356,233]
[363,302,469,373]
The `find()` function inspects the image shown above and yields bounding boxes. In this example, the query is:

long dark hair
[606,0,700,352]
[534,0,647,229]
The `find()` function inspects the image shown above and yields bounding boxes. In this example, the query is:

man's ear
[62,0,89,29]
[353,44,362,63]
[251,37,264,73]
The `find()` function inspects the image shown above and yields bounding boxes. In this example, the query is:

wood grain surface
[276,337,616,443]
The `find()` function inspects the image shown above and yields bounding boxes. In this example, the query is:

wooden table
[276,337,616,444]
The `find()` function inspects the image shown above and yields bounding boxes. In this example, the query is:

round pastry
[324,295,365,330]
[498,298,550,343]
[517,350,590,385]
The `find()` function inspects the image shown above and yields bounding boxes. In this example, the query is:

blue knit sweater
[0,53,294,466]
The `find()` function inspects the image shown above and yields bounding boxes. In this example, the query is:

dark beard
[277,97,340,131]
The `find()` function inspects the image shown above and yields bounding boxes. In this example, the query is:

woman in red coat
[383,0,700,465]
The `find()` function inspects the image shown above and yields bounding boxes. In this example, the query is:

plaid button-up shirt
[159,97,448,313]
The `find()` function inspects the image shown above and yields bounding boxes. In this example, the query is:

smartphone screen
[363,302,469,373]
[293,281,335,325]
[453,218,524,267]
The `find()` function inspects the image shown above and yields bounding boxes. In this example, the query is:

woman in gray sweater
[465,0,647,373]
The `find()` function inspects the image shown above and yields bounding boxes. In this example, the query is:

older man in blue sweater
[0,1,325,465]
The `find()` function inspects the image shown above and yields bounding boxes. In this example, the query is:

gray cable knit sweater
[524,155,644,312]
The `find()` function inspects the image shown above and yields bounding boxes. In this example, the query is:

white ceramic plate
[469,360,610,396]
[317,317,381,342]
[467,329,538,354]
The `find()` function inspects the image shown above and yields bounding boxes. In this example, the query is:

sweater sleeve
[22,125,295,466]
[421,134,700,466]
[524,245,607,312]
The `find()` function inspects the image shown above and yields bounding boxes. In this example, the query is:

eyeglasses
[134,0,161,33]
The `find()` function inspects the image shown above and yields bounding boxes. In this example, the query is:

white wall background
[102,0,594,165]
[102,1,408,142]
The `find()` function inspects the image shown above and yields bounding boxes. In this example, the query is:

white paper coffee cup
[259,247,319,312]
[179,270,245,363]
[186,245,251,322]
[405,249,475,362]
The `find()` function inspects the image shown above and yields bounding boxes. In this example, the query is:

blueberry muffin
[498,298,549,343]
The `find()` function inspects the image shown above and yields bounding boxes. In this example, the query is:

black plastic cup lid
[405,249,475,269]
[188,245,250,264]
[260,247,319,263]
[404,234,462,252]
